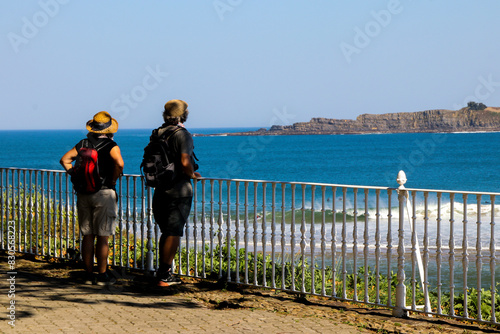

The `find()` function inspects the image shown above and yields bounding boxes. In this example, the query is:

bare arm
[181,153,201,179]
[109,145,125,185]
[60,147,78,174]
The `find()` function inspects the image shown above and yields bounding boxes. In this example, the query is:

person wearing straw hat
[151,99,200,286]
[60,111,124,285]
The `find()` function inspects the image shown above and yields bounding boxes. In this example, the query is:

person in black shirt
[60,111,124,285]
[152,99,201,286]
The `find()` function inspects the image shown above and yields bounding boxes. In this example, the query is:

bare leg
[82,234,95,273]
[159,235,180,267]
[95,236,110,274]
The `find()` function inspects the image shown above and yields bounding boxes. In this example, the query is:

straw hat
[86,111,119,134]
[163,99,188,117]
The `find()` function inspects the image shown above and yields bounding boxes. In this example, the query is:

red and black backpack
[71,139,113,194]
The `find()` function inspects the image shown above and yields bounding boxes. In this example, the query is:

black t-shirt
[75,134,118,188]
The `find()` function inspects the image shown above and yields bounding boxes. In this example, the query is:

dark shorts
[152,192,192,237]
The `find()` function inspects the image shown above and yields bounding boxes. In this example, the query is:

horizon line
[0,126,267,131]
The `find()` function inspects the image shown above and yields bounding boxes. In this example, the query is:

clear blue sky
[2,1,500,130]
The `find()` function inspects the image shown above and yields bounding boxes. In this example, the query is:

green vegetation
[467,101,487,111]
[1,184,79,258]
[180,239,406,303]
[180,238,500,322]
[438,287,500,321]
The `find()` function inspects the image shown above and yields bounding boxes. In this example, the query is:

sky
[2,1,500,130]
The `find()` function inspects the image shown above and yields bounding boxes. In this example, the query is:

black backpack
[140,127,183,188]
[71,139,113,194]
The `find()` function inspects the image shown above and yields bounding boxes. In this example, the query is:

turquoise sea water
[1,128,500,193]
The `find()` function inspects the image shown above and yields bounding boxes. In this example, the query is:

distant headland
[194,102,500,136]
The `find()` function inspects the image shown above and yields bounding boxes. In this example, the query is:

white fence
[2,167,500,325]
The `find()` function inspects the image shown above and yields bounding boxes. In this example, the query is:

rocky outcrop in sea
[196,106,500,136]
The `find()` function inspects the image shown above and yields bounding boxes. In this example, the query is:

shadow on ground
[3,251,500,334]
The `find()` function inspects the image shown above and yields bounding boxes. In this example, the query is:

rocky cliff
[211,107,500,136]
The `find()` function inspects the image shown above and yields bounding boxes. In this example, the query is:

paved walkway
[2,254,498,334]
[1,268,360,334]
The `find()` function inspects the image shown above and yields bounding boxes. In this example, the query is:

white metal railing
[2,167,500,325]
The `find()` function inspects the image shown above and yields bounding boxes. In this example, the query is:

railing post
[393,170,408,318]
[146,186,154,272]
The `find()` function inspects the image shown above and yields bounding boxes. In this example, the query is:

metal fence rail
[2,167,500,325]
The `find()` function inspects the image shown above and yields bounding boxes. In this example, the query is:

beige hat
[86,111,119,134]
[163,99,188,117]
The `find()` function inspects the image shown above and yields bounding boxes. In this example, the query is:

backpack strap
[141,126,181,177]
[150,126,183,158]
[155,125,184,142]
[77,138,114,152]
[94,138,114,152]
[158,126,199,170]
[75,139,87,151]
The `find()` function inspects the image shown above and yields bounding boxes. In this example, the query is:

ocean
[1,128,500,193]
